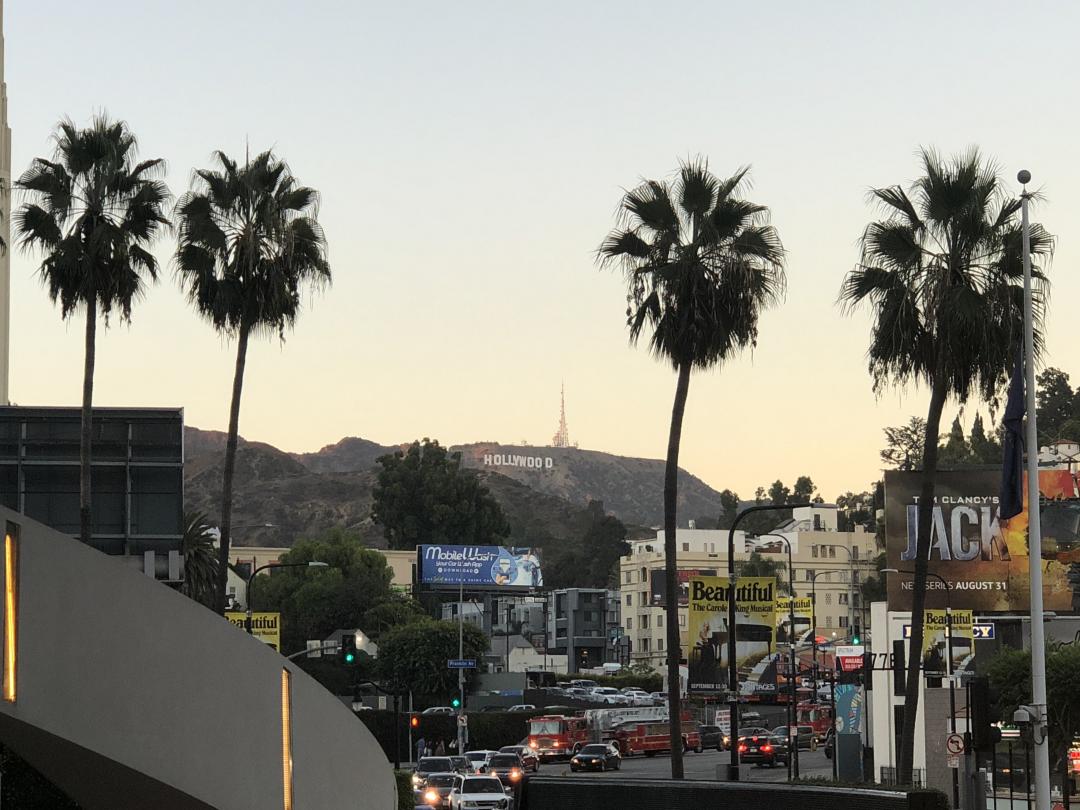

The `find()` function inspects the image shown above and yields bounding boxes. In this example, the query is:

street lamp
[884,567,958,808]
[246,561,329,635]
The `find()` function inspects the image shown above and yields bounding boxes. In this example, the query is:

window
[657,638,664,651]
[640,567,647,583]
[806,569,815,582]
[811,546,819,558]
[626,618,633,630]
[625,594,632,606]
[839,616,849,628]
[839,593,849,605]
[657,614,664,627]
[642,637,651,652]
[853,547,860,560]
[639,592,647,606]
[854,594,861,607]
[825,593,832,605]
[820,572,830,582]
[643,615,651,630]
[853,571,861,584]
[678,614,686,627]
[583,610,597,623]
[828,546,836,558]
[826,616,833,628]
[682,543,689,552]
[624,571,632,585]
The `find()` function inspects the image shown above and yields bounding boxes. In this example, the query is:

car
[740,710,764,724]
[824,729,835,759]
[412,758,456,791]
[589,687,630,705]
[499,745,539,773]
[738,734,789,768]
[418,772,460,809]
[483,753,527,787]
[567,679,597,690]
[771,725,816,751]
[448,776,511,810]
[569,743,622,772]
[620,689,654,707]
[698,724,724,751]
[507,704,536,713]
[464,750,500,773]
[423,706,457,715]
[448,756,471,774]
[563,687,591,699]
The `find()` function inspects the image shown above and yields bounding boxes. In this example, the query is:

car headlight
[412,775,421,786]
[424,790,440,804]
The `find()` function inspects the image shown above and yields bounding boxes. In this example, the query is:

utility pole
[457,579,465,753]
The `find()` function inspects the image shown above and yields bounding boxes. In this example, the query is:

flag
[1000,348,1025,520]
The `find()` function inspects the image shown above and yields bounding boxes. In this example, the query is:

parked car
[448,776,510,810]
[620,689,654,706]
[589,687,630,705]
[738,733,789,768]
[772,725,817,751]
[507,704,536,713]
[413,758,456,790]
[448,756,471,774]
[698,724,724,751]
[464,750,500,773]
[418,773,459,808]
[423,706,457,715]
[499,745,539,773]
[563,687,591,699]
[483,753,526,787]
[824,729,835,759]
[569,743,622,772]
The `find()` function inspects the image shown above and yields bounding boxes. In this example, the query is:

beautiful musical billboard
[686,576,776,693]
[884,469,1080,612]
[418,545,543,590]
[649,568,718,607]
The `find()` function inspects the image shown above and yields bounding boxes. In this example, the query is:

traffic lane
[548,747,834,782]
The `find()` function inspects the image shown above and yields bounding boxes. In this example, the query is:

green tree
[767,480,790,506]
[255,528,400,653]
[15,115,169,544]
[736,551,791,596]
[881,417,927,471]
[841,148,1053,784]
[860,551,887,604]
[1036,368,1079,445]
[716,489,741,529]
[599,158,785,778]
[544,501,630,589]
[176,149,330,613]
[969,412,1002,464]
[179,512,219,608]
[379,620,489,699]
[938,415,972,467]
[371,439,510,550]
[792,476,816,503]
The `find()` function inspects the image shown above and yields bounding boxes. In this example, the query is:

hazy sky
[7,2,1079,501]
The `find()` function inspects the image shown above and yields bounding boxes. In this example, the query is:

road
[544,747,835,783]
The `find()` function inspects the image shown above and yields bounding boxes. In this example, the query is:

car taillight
[738,744,748,753]
[761,744,773,753]
[553,741,560,747]
[528,741,538,749]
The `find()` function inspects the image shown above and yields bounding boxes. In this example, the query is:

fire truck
[611,713,702,757]
[526,715,591,760]
[795,701,835,742]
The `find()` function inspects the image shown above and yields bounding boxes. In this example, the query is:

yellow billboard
[225,612,282,651]
[687,576,776,693]
[920,608,972,674]
[775,596,813,645]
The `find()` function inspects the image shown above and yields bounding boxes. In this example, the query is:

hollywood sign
[483,453,554,470]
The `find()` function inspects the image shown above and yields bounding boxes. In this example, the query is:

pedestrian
[449,737,458,753]
[435,739,446,756]
[416,735,427,763]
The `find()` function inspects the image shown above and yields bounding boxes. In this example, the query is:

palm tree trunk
[897,374,948,785]
[214,323,250,614]
[665,361,692,780]
[79,295,97,546]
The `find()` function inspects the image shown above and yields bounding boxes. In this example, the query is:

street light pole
[245,561,329,635]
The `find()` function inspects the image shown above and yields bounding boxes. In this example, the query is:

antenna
[551,382,570,448]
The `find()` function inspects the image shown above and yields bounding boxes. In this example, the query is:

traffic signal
[341,633,358,665]
[971,676,1003,752]
[852,625,861,645]
[410,715,420,729]
[450,696,461,709]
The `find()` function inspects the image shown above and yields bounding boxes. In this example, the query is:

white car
[449,776,511,810]
[463,750,500,773]
[589,687,629,705]
[506,704,536,713]
[620,689,654,706]
[423,706,457,715]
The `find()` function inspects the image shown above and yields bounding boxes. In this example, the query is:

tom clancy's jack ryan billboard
[885,469,1080,612]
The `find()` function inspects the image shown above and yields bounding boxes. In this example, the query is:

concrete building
[619,505,876,669]
[546,588,621,671]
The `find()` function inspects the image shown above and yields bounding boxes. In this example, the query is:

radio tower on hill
[551,383,571,448]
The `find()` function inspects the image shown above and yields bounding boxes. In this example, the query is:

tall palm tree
[599,158,786,778]
[14,116,169,545]
[180,512,219,608]
[175,150,330,613]
[840,148,1053,784]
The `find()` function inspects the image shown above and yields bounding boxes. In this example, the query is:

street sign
[946,732,965,755]
[836,645,865,673]
[947,753,960,769]
[903,624,912,638]
[448,659,476,669]
[972,623,996,640]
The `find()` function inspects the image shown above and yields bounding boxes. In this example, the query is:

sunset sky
[7,2,1079,501]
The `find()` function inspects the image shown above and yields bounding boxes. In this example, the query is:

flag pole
[1019,169,1051,810]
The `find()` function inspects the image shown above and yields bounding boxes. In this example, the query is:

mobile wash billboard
[418,545,543,590]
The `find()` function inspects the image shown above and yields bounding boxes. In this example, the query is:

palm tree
[737,551,792,595]
[180,512,219,608]
[840,148,1053,784]
[175,150,330,613]
[599,158,786,778]
[14,116,169,545]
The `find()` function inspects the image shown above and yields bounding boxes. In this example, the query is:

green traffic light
[451,697,461,708]
[852,636,860,645]
[345,652,356,664]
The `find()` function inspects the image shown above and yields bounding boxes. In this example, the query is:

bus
[526,715,590,760]
[611,715,702,757]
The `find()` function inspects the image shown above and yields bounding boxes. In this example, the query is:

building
[546,588,622,671]
[0,406,184,576]
[619,505,876,669]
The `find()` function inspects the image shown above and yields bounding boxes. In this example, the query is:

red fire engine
[796,701,835,742]
[611,713,702,757]
[526,715,590,760]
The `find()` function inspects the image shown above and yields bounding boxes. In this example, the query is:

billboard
[225,612,281,651]
[649,568,718,607]
[418,545,543,590]
[775,596,814,644]
[884,469,1080,612]
[919,609,973,674]
[686,576,776,693]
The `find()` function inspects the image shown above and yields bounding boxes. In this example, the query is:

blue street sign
[972,623,995,640]
[448,659,477,669]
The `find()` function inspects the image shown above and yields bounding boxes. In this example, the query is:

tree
[969,413,1002,464]
[860,551,887,604]
[716,489,741,529]
[836,490,876,533]
[754,487,766,504]
[371,439,510,550]
[180,512,219,608]
[1036,368,1080,445]
[792,476,816,503]
[543,501,630,589]
[256,528,402,653]
[599,158,785,778]
[880,417,927,471]
[379,620,489,699]
[736,551,791,595]
[176,149,330,613]
[15,115,169,544]
[840,147,1053,784]
[767,480,790,506]
[938,415,971,467]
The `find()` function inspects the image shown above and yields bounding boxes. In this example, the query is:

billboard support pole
[1020,172,1051,810]
[457,579,465,754]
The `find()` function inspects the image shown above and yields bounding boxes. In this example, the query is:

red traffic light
[410,715,420,729]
